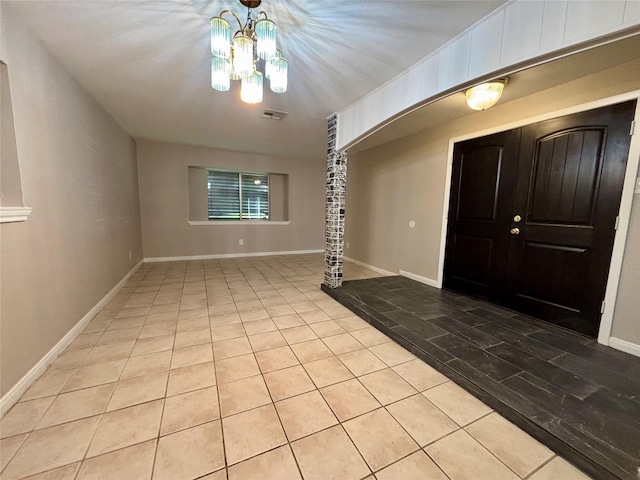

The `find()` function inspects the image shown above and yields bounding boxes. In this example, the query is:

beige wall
[137,140,324,259]
[0,6,143,396]
[188,167,209,221]
[1,61,23,207]
[345,59,640,345]
[269,174,289,222]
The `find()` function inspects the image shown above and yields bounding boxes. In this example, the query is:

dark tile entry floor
[322,276,640,480]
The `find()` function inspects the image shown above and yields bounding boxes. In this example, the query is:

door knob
[513,215,522,222]
[510,228,520,235]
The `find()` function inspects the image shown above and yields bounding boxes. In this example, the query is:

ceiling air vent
[262,109,288,120]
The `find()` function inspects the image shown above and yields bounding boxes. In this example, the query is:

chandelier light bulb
[269,57,288,93]
[241,71,263,104]
[233,35,254,78]
[255,19,277,60]
[210,17,231,59]
[211,56,230,91]
[266,49,282,79]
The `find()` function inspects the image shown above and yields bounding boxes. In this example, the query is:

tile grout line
[151,265,176,478]
[245,272,304,479]
[139,264,172,480]
[213,260,232,478]
[462,413,540,480]
[73,268,146,479]
[197,259,229,479]
[70,273,151,478]
[522,454,558,479]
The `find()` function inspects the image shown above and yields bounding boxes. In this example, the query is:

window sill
[188,220,290,226]
[0,206,32,223]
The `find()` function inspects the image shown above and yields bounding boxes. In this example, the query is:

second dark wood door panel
[505,101,636,335]
[444,100,636,336]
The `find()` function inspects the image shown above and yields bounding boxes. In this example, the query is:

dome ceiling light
[465,78,508,111]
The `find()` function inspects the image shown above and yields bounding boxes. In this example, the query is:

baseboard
[398,270,440,288]
[144,249,324,263]
[608,337,640,357]
[343,256,396,276]
[0,259,144,417]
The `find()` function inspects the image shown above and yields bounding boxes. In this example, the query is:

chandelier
[210,0,288,104]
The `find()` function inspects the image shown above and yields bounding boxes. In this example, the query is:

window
[188,166,288,224]
[207,170,269,220]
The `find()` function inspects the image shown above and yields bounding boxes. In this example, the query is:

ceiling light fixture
[465,78,508,110]
[210,0,287,104]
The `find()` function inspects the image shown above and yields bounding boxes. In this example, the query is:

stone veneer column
[324,114,347,288]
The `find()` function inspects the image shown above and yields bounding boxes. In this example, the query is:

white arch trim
[337,0,640,152]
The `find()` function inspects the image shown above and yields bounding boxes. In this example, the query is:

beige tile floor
[0,254,593,480]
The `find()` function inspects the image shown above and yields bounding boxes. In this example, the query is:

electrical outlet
[239,239,244,245]
[346,242,350,249]
[128,250,132,259]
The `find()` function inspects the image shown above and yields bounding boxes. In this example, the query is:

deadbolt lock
[510,228,520,235]
[513,215,522,222]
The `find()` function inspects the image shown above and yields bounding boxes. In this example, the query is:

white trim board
[437,90,640,353]
[0,260,144,417]
[608,337,640,357]
[0,206,32,223]
[144,249,324,263]
[343,256,396,277]
[399,270,439,288]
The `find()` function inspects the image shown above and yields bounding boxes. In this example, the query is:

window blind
[208,171,240,220]
[207,170,269,220]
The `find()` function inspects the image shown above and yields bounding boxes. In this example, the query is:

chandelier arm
[255,11,269,21]
[219,10,244,32]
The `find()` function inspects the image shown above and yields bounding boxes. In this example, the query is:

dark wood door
[444,101,635,336]
[444,129,520,301]
[504,102,636,336]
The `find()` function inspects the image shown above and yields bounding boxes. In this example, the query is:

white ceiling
[6,0,506,159]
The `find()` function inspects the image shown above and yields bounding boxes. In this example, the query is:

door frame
[437,90,640,349]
